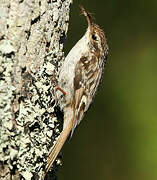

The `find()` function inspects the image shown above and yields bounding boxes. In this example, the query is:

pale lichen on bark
[0,0,72,179]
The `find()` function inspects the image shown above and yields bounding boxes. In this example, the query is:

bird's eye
[92,34,97,40]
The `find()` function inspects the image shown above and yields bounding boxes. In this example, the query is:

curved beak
[80,6,93,33]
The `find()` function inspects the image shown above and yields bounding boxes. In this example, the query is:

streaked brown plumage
[43,6,108,178]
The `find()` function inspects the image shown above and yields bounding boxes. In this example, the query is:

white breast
[58,29,90,100]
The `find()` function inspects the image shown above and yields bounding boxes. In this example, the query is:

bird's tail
[43,119,73,178]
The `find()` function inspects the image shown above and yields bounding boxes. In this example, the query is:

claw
[51,76,66,104]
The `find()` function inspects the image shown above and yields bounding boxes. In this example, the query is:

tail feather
[43,120,73,178]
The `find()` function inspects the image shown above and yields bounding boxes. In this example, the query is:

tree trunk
[0,0,72,179]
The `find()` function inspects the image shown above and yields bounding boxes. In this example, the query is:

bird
[44,6,108,177]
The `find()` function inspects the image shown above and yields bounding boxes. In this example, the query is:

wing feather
[71,55,104,135]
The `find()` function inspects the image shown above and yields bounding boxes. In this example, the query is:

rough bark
[0,0,72,179]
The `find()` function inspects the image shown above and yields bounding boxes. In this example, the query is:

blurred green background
[59,0,157,179]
